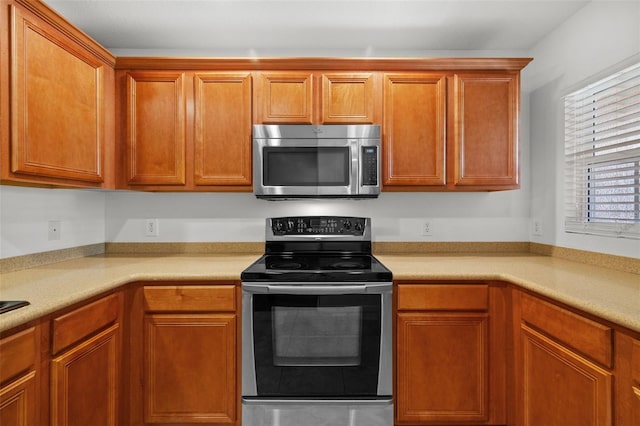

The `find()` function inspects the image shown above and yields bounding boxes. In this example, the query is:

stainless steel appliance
[252,125,381,199]
[241,216,393,426]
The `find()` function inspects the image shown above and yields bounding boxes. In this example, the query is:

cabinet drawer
[521,293,613,368]
[0,327,36,384]
[52,293,120,355]
[143,285,235,312]
[397,283,489,311]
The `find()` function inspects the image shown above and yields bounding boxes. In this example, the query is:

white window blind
[564,61,640,239]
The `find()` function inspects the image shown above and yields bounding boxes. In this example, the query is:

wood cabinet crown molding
[115,56,532,72]
[13,0,115,66]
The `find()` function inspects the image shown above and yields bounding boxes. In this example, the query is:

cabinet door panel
[194,73,252,186]
[521,325,612,426]
[51,324,119,426]
[0,371,37,426]
[396,312,489,423]
[125,71,186,185]
[11,7,104,183]
[383,74,446,187]
[322,73,375,123]
[451,73,518,188]
[258,72,313,123]
[144,314,236,424]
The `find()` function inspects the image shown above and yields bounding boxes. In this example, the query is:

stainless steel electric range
[241,216,393,426]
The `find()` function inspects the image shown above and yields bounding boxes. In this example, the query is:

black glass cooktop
[242,216,392,282]
[241,253,392,282]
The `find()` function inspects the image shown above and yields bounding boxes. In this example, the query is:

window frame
[563,60,640,240]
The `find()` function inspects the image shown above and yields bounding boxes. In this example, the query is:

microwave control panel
[361,146,378,186]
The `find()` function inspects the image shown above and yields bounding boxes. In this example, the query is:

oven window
[273,305,362,366]
[263,147,350,186]
[252,294,381,397]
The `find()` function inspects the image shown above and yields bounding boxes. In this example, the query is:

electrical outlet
[532,219,543,236]
[48,220,61,241]
[145,219,159,237]
[422,220,433,236]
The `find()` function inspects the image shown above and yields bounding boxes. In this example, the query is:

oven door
[242,283,392,400]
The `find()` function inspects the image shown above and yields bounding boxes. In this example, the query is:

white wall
[525,0,640,258]
[0,174,532,259]
[105,189,530,243]
[0,186,106,258]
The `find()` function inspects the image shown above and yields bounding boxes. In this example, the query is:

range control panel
[270,216,368,236]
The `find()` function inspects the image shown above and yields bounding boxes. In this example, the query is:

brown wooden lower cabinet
[397,312,490,423]
[395,282,506,425]
[633,339,640,425]
[50,293,122,426]
[516,292,615,426]
[143,314,236,424]
[520,324,612,426]
[0,326,39,426]
[50,324,120,426]
[0,371,37,426]
[126,283,239,426]
[614,332,640,426]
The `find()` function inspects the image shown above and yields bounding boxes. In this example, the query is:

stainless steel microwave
[253,124,381,199]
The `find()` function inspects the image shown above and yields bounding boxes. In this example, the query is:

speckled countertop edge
[1,251,639,335]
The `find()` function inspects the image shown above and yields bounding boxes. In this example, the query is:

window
[564,61,640,239]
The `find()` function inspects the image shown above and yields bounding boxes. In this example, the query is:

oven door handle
[243,283,391,295]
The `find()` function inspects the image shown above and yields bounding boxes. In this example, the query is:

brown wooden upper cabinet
[125,71,187,186]
[119,71,252,191]
[255,71,380,124]
[194,73,252,187]
[1,2,116,188]
[383,73,447,187]
[383,70,522,191]
[450,73,519,190]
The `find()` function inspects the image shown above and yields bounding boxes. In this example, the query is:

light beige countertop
[377,253,640,334]
[0,253,260,333]
[1,252,639,335]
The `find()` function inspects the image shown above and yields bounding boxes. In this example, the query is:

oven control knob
[355,221,363,232]
[273,220,284,232]
[343,220,352,230]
